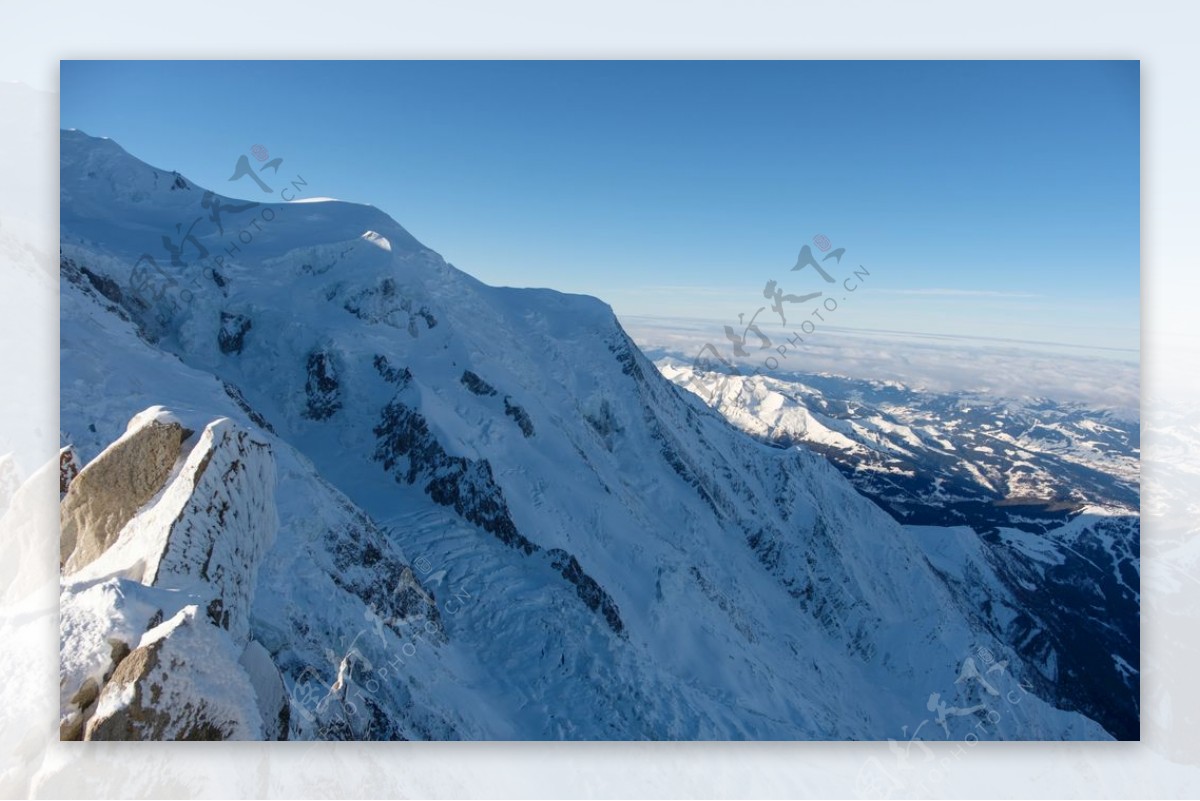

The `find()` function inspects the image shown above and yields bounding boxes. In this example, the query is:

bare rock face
[60,409,189,571]
[84,606,265,741]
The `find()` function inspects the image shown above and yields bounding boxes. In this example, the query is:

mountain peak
[59,133,1117,741]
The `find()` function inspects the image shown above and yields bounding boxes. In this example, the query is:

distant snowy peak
[660,360,1139,526]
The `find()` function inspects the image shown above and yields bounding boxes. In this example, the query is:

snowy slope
[659,363,1139,528]
[59,130,1113,740]
[657,361,1140,739]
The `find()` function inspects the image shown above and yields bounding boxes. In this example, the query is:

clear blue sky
[60,60,1140,351]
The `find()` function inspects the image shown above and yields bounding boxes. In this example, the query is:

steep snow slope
[60,130,1111,739]
[657,362,1140,739]
[61,266,462,741]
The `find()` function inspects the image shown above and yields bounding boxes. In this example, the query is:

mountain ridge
[59,130,1116,740]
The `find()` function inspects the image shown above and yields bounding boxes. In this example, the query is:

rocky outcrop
[303,350,342,420]
[60,408,189,571]
[341,276,438,335]
[222,381,276,434]
[84,606,265,741]
[460,370,497,397]
[373,394,536,555]
[60,408,284,741]
[547,549,624,636]
[504,396,535,438]
[218,311,252,355]
[459,371,535,437]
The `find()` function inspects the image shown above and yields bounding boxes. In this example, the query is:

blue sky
[60,60,1140,352]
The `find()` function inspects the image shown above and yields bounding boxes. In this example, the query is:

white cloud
[870,287,1046,299]
[622,315,1140,414]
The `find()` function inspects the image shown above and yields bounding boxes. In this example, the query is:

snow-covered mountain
[658,363,1140,739]
[658,363,1138,531]
[59,129,1118,740]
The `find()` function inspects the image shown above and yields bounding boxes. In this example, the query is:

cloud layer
[623,315,1140,415]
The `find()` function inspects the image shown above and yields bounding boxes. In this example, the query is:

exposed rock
[222,380,277,434]
[95,417,277,644]
[79,264,124,306]
[85,607,264,741]
[373,354,410,385]
[59,677,100,740]
[342,279,437,334]
[218,311,253,355]
[547,548,625,636]
[303,350,342,420]
[58,576,159,741]
[460,370,497,397]
[374,394,536,555]
[504,396,535,438]
[60,408,188,571]
[584,397,620,443]
[323,499,444,639]
[59,446,80,498]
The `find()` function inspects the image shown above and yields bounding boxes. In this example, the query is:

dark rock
[303,350,342,420]
[461,370,497,397]
[504,397,535,438]
[218,312,252,355]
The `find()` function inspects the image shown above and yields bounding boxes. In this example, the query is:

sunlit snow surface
[649,345,1139,739]
[58,130,1122,740]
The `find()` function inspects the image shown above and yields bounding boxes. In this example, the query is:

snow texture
[58,130,1119,741]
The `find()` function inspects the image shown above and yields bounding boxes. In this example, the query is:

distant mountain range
[659,363,1139,739]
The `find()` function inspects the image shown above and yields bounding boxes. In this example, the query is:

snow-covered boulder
[58,577,159,740]
[84,606,265,741]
